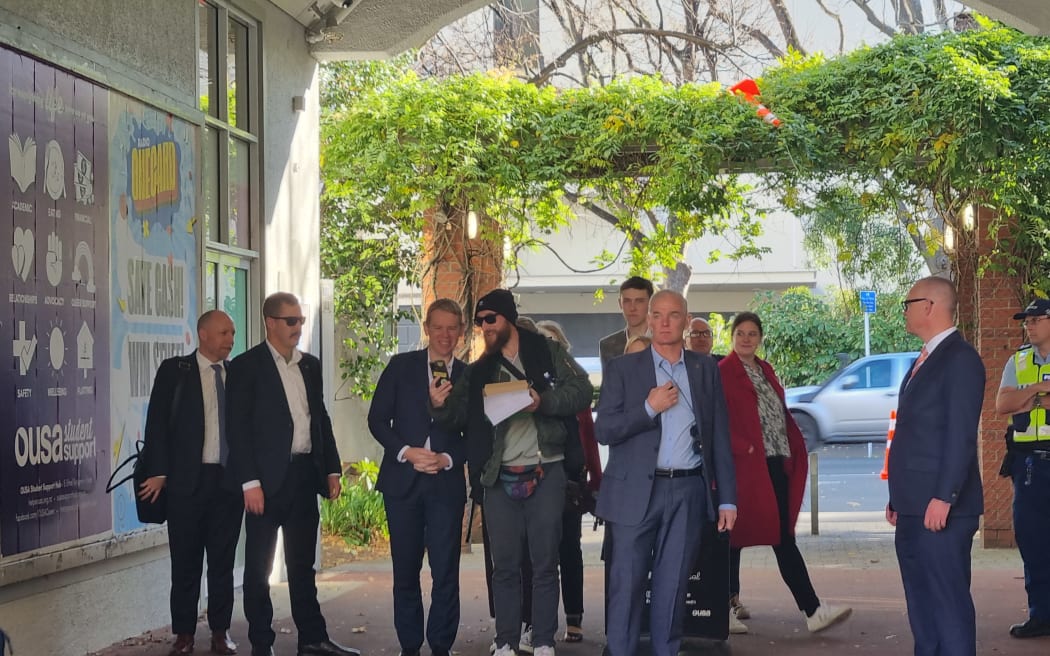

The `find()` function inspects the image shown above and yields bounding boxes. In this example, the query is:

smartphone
[429,360,449,386]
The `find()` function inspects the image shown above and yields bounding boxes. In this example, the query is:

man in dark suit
[687,317,723,361]
[368,298,467,656]
[227,292,357,656]
[596,290,737,656]
[886,276,985,656]
[598,277,654,376]
[140,310,243,656]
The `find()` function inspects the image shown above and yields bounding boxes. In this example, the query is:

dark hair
[425,298,463,325]
[731,311,763,335]
[263,292,299,318]
[619,276,654,297]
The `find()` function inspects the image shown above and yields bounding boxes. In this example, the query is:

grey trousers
[484,460,566,649]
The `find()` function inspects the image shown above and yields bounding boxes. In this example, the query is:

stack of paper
[483,380,533,424]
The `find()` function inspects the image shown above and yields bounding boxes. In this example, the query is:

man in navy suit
[368,298,467,656]
[227,292,358,656]
[140,310,243,656]
[596,290,737,656]
[886,276,985,656]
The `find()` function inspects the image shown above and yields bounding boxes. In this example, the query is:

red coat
[577,408,603,492]
[719,351,808,548]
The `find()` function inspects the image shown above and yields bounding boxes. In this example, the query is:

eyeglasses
[901,298,933,311]
[269,315,306,327]
[1024,316,1049,327]
[689,330,712,338]
[473,314,499,327]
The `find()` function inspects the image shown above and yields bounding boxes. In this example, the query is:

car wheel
[792,412,821,451]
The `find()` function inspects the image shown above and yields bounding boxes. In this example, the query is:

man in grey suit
[598,277,654,376]
[596,290,737,656]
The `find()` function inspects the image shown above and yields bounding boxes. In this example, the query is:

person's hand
[405,447,443,474]
[429,378,453,408]
[885,503,898,527]
[328,474,342,500]
[924,498,950,532]
[718,508,737,532]
[522,388,541,413]
[646,381,678,414]
[137,476,165,503]
[244,486,265,515]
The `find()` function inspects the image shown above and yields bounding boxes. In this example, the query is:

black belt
[654,466,703,478]
[290,453,313,463]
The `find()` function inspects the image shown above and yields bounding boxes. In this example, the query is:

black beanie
[475,289,519,324]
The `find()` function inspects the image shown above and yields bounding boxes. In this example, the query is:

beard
[484,323,513,355]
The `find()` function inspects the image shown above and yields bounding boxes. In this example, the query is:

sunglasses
[269,315,306,327]
[473,314,499,327]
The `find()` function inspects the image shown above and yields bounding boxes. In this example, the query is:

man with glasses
[886,276,985,656]
[995,299,1050,639]
[430,289,593,656]
[687,317,722,361]
[227,292,358,656]
[596,290,736,656]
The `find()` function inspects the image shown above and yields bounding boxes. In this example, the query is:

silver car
[785,351,919,450]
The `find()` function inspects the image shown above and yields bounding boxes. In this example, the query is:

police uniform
[1001,339,1050,639]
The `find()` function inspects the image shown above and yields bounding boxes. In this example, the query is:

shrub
[320,458,389,547]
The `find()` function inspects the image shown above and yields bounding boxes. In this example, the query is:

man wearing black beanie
[430,289,593,656]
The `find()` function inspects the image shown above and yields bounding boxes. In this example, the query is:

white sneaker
[489,640,498,654]
[730,594,751,620]
[533,646,555,656]
[519,624,534,653]
[493,644,516,656]
[806,603,853,633]
[729,607,749,634]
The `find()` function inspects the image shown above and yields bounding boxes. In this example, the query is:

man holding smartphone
[368,298,467,656]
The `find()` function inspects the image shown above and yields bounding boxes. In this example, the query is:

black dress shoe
[251,647,275,656]
[399,650,420,656]
[1010,617,1050,638]
[297,639,360,656]
[170,634,194,655]
[430,651,450,656]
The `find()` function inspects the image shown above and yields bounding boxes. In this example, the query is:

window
[852,361,893,390]
[198,1,260,352]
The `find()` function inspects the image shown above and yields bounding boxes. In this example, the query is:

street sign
[860,290,877,314]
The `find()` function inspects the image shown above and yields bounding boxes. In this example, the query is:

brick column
[420,206,504,546]
[972,206,1025,547]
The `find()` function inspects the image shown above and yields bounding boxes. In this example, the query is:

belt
[290,452,313,463]
[654,466,703,478]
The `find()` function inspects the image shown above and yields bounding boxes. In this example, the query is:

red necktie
[908,346,929,381]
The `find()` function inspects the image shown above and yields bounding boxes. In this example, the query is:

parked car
[785,351,919,450]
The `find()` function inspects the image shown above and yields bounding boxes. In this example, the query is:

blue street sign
[859,290,877,314]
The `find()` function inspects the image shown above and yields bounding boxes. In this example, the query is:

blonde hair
[536,320,571,351]
[624,335,652,354]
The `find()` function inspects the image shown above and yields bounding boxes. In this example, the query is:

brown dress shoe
[170,634,194,655]
[211,630,238,654]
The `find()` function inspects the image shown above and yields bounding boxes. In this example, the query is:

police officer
[996,298,1050,639]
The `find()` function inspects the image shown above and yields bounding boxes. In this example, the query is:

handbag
[106,439,167,524]
[499,463,545,500]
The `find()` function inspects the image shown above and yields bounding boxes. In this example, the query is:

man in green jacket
[430,289,592,656]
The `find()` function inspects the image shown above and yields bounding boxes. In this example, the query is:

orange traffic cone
[880,410,896,480]
[728,78,783,128]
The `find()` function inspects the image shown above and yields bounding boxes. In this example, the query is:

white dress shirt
[196,350,224,464]
[266,341,312,455]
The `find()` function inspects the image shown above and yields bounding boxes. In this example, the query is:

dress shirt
[266,341,312,454]
[644,347,703,470]
[196,350,224,464]
[395,352,454,471]
[923,327,957,358]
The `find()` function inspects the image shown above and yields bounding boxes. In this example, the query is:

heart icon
[12,226,34,281]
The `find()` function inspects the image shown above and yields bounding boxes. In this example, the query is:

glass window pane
[229,137,250,248]
[221,264,249,356]
[203,127,219,242]
[198,2,218,117]
[228,18,248,129]
[205,261,218,310]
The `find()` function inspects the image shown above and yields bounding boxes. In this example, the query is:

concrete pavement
[91,511,1048,655]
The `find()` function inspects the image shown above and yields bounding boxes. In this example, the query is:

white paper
[483,387,533,425]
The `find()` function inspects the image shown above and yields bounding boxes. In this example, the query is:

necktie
[212,363,228,466]
[908,347,929,381]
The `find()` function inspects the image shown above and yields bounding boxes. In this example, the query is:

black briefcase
[106,440,167,524]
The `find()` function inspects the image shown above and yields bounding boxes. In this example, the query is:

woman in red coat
[719,312,852,635]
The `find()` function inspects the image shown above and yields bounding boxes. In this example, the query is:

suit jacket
[368,349,466,502]
[719,351,808,548]
[595,347,736,526]
[142,351,225,496]
[888,330,985,517]
[598,329,628,376]
[227,342,342,497]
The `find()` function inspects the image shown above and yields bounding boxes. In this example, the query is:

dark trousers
[895,512,979,656]
[1011,454,1050,621]
[166,465,244,635]
[384,476,465,651]
[559,508,584,622]
[729,457,820,615]
[243,458,328,648]
[605,475,705,656]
